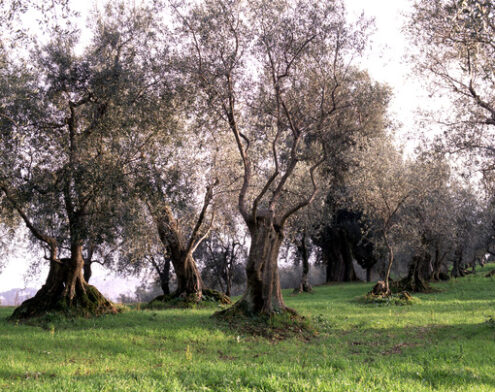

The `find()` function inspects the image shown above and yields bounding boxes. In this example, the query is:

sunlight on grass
[0,264,494,391]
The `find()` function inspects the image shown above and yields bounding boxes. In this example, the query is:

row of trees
[1,0,494,320]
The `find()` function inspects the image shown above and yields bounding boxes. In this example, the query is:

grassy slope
[0,264,494,392]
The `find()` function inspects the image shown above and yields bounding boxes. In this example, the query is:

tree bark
[173,253,203,299]
[10,245,116,320]
[156,205,204,300]
[394,253,432,293]
[230,216,290,315]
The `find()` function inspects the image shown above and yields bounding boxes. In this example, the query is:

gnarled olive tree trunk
[10,243,116,320]
[173,253,203,299]
[156,205,204,300]
[230,216,290,315]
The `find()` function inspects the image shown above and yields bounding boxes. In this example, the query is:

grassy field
[0,264,494,392]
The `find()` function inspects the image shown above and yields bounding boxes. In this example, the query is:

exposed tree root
[147,288,231,309]
[9,284,117,321]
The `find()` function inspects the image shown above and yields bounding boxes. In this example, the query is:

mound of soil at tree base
[9,284,118,321]
[390,277,437,294]
[213,302,315,341]
[485,269,495,278]
[362,290,416,306]
[147,288,231,309]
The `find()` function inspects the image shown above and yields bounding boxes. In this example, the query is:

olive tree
[0,1,165,318]
[175,0,387,316]
[408,0,495,175]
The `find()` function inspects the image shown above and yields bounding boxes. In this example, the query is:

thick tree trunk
[393,253,432,293]
[156,205,204,301]
[451,246,466,278]
[324,228,358,282]
[366,267,371,282]
[10,245,116,320]
[172,253,203,299]
[228,217,290,316]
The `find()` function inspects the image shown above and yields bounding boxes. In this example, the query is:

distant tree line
[1,0,494,320]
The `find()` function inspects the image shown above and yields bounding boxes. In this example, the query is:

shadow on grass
[0,319,494,391]
[403,367,495,390]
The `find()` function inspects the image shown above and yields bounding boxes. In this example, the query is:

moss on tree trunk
[10,245,116,320]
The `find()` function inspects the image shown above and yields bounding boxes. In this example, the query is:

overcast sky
[0,0,432,300]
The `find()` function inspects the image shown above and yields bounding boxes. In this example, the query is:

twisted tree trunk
[228,216,290,315]
[173,253,204,299]
[152,203,230,305]
[156,205,204,300]
[10,243,116,320]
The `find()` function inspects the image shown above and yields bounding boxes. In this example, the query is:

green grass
[1,264,495,392]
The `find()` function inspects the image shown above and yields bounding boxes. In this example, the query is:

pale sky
[0,0,433,300]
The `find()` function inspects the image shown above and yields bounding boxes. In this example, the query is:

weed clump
[213,304,315,341]
[358,291,419,306]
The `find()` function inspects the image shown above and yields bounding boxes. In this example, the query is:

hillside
[0,264,494,392]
